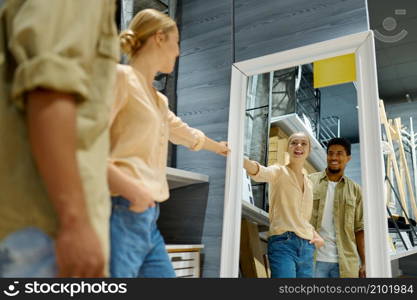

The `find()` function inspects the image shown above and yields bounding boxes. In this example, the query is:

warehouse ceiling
[125,0,417,142]
[320,0,417,142]
[368,0,417,103]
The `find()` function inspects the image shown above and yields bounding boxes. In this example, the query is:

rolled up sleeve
[7,0,104,109]
[168,110,206,151]
[12,54,90,109]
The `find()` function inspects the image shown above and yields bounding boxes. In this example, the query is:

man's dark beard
[327,167,341,174]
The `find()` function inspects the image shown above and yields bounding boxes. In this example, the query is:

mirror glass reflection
[240,59,365,279]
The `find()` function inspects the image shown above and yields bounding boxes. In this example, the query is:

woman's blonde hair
[287,132,311,154]
[119,9,177,58]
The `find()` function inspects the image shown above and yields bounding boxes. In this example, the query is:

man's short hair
[326,138,351,156]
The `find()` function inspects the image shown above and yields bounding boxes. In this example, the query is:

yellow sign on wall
[313,53,356,88]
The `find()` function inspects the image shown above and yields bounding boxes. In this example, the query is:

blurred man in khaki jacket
[0,0,119,277]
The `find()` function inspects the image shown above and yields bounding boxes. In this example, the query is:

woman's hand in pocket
[128,184,155,213]
[309,231,324,248]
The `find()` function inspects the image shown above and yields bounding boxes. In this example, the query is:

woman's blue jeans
[110,196,176,278]
[267,232,315,278]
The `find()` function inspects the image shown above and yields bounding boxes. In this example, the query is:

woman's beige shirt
[109,64,206,202]
[250,163,314,240]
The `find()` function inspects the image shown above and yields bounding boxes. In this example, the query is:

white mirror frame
[220,31,391,278]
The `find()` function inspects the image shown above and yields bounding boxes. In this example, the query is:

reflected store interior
[240,59,363,277]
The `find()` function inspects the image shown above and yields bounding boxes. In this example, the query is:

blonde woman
[244,132,323,278]
[107,9,229,277]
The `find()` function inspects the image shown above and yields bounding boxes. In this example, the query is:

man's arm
[27,89,104,277]
[354,186,365,278]
[355,230,366,278]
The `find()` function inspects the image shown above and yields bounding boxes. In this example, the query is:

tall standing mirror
[221,31,390,278]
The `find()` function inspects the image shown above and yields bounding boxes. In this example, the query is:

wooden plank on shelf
[380,100,409,217]
[239,219,269,278]
[394,118,417,220]
[390,124,400,141]
[166,244,204,252]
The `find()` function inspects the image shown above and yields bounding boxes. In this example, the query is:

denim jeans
[110,196,176,278]
[0,227,57,277]
[267,232,315,278]
[314,261,340,278]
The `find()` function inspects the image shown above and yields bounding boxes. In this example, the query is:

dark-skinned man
[309,138,365,278]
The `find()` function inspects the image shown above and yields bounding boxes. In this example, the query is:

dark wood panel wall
[173,0,233,278]
[235,0,369,61]
[169,0,368,277]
